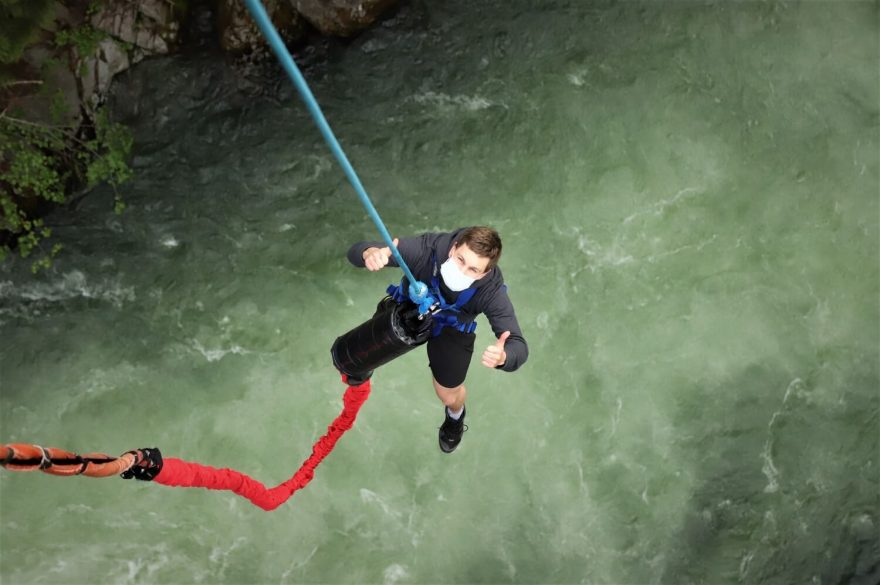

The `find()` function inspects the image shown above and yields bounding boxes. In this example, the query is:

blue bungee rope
[243,0,432,311]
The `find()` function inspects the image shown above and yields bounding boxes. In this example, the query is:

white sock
[447,406,464,420]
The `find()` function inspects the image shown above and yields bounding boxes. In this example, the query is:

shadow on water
[661,360,879,585]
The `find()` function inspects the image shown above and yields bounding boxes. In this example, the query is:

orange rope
[1,443,137,477]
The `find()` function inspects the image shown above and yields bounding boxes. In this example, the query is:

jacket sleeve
[346,234,432,271]
[483,286,528,372]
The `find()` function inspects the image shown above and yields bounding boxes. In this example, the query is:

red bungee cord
[155,376,370,510]
[1,375,371,511]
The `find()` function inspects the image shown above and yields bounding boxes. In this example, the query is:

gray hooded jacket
[346,228,528,372]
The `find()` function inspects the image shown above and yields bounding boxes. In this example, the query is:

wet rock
[90,0,183,56]
[216,0,306,53]
[80,38,131,110]
[294,0,400,37]
[82,0,185,110]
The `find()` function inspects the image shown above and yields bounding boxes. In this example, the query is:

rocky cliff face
[0,0,401,261]
[216,0,306,53]
[5,1,184,122]
[86,0,185,109]
[4,0,401,122]
[294,0,400,37]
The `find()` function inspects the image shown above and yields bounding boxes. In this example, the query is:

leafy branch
[0,108,133,271]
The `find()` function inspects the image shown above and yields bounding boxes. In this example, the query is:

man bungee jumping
[346,226,529,453]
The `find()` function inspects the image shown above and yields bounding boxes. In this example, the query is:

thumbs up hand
[481,331,510,369]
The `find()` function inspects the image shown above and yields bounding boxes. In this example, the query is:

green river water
[1,1,878,583]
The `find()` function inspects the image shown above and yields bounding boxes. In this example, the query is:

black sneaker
[438,406,467,453]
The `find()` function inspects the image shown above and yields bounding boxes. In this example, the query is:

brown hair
[455,226,502,271]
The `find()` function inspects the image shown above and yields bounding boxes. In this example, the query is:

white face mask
[440,258,476,291]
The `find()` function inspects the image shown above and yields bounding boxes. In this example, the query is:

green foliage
[48,88,68,122]
[86,0,103,17]
[54,24,106,61]
[0,0,56,64]
[0,108,133,271]
[0,1,138,270]
[83,111,133,215]
[116,38,135,54]
[83,111,133,189]
[0,1,149,271]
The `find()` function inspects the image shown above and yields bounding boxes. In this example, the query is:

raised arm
[482,287,529,372]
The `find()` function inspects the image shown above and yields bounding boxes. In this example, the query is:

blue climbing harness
[387,256,477,337]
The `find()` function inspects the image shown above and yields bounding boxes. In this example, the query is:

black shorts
[427,327,476,388]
